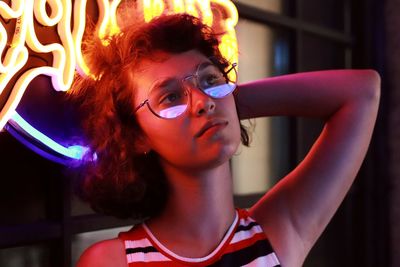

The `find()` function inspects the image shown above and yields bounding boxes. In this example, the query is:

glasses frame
[134,61,238,119]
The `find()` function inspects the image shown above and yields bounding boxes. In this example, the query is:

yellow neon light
[139,0,166,22]
[108,0,122,36]
[138,0,237,63]
[183,0,199,20]
[0,1,23,19]
[0,0,76,130]
[73,0,121,77]
[72,0,91,77]
[0,0,239,131]
[34,0,63,26]
[212,0,239,67]
[98,0,122,42]
[198,0,213,27]
[169,0,185,14]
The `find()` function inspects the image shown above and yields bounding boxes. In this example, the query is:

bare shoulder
[77,238,127,267]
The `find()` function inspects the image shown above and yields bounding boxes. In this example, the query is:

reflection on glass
[232,19,289,196]
[0,245,50,267]
[234,0,283,14]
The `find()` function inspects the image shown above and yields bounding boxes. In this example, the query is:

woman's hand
[240,69,381,267]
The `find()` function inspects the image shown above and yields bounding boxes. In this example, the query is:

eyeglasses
[134,61,238,119]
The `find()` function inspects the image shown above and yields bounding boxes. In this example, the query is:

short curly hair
[70,14,249,220]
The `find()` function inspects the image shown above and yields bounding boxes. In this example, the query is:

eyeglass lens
[147,64,236,119]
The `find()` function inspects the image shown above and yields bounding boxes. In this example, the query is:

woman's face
[133,50,241,171]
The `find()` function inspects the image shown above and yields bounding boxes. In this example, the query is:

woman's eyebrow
[151,60,213,90]
[151,78,176,90]
[197,61,213,71]
[182,61,213,80]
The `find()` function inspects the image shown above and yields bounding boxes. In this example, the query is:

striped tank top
[118,208,281,266]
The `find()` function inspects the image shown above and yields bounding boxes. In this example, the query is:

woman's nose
[190,87,216,116]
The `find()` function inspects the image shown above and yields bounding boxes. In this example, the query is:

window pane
[300,33,346,71]
[0,245,51,267]
[301,0,346,31]
[234,0,285,14]
[233,19,290,195]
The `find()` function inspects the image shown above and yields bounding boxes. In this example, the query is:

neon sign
[0,0,239,164]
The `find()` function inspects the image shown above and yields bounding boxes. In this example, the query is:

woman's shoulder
[76,238,127,267]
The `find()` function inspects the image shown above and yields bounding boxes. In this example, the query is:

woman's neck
[145,161,236,257]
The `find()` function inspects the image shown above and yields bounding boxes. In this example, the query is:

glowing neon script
[8,113,87,160]
[138,0,238,70]
[0,0,239,162]
[0,0,75,130]
[76,0,239,78]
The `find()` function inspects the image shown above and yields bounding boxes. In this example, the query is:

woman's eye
[207,75,219,84]
[166,93,178,102]
[202,74,221,87]
[159,92,180,105]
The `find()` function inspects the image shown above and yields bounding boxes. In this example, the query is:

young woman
[74,14,380,267]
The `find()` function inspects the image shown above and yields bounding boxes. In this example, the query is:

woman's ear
[134,132,152,154]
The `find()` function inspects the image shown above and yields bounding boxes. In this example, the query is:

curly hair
[69,14,250,220]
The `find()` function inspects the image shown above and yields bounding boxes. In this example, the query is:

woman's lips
[195,120,228,138]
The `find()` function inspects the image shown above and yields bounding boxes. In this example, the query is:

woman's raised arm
[237,69,381,267]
